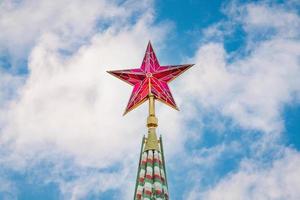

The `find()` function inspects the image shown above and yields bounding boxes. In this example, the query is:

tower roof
[134,136,169,200]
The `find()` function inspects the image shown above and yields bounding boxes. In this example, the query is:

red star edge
[107,41,194,115]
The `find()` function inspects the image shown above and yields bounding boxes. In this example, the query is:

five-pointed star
[107,41,194,115]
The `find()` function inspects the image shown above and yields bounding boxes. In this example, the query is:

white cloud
[0,0,175,198]
[182,2,300,199]
[0,0,149,64]
[190,141,241,168]
[180,2,300,134]
[194,149,300,200]
[243,3,300,38]
[0,176,17,200]
[0,70,24,106]
[1,0,300,199]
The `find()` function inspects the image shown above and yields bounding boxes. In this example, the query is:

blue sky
[0,0,300,199]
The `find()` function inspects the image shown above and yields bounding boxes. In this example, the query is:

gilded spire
[145,94,159,151]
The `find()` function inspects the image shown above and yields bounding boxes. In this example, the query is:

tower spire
[107,41,193,200]
[133,93,169,200]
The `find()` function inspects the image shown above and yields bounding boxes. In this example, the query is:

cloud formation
[182,2,300,199]
[0,0,142,61]
[188,149,300,200]
[180,2,300,134]
[0,0,299,199]
[0,0,174,198]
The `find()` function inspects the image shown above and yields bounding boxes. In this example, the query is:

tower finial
[145,94,159,151]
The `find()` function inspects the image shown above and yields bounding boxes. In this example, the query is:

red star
[107,41,194,115]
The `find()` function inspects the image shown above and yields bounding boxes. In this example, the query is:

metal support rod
[145,94,159,151]
[147,94,157,128]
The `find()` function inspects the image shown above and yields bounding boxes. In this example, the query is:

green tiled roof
[134,135,169,200]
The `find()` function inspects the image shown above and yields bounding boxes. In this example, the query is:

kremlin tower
[108,42,193,199]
